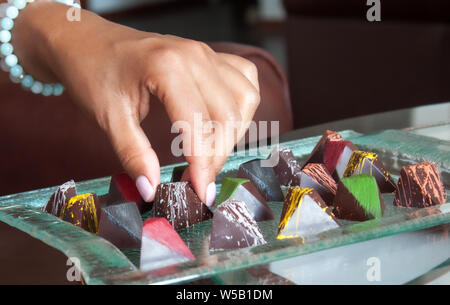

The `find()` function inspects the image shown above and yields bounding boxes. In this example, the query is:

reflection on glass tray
[0,129,449,285]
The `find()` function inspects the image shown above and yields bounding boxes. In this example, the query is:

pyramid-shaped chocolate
[341,150,396,193]
[332,174,384,221]
[60,193,101,234]
[302,130,343,168]
[140,218,195,271]
[98,201,143,249]
[153,182,213,230]
[216,177,274,221]
[210,200,267,251]
[394,162,446,208]
[43,180,77,217]
[237,159,284,202]
[108,172,150,213]
[270,147,302,186]
[324,140,358,176]
[171,165,189,182]
[277,188,340,240]
[300,163,337,205]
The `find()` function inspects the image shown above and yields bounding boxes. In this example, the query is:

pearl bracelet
[0,0,81,96]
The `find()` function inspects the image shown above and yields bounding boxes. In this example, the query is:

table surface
[1,102,449,285]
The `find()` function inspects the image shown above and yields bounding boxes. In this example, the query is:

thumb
[106,113,160,202]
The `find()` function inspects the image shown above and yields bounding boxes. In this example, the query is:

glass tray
[0,129,449,285]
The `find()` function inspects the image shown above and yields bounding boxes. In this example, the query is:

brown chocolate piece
[270,147,302,186]
[210,200,266,251]
[237,159,284,202]
[98,201,143,249]
[60,193,101,234]
[301,163,337,205]
[332,176,385,221]
[278,188,340,239]
[394,162,446,208]
[302,130,343,168]
[43,180,77,217]
[153,182,213,230]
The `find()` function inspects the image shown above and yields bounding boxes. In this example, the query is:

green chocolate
[216,177,250,206]
[342,174,382,219]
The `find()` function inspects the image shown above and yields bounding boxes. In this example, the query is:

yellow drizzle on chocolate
[343,151,377,177]
[277,188,312,240]
[60,193,99,234]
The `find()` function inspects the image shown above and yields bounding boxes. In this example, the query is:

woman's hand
[11,1,260,205]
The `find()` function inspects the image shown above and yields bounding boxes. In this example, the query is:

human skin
[2,0,260,205]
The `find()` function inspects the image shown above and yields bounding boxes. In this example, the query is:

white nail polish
[205,182,216,207]
[136,176,154,202]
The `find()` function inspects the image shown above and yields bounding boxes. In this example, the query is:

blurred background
[1,0,450,284]
[1,0,449,196]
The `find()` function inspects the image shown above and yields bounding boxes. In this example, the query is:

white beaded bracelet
[0,0,81,96]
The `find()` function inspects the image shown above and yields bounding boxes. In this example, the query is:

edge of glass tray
[0,129,449,285]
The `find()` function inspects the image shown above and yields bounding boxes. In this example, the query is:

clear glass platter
[0,129,449,284]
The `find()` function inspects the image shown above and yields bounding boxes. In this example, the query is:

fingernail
[205,182,216,207]
[136,176,155,202]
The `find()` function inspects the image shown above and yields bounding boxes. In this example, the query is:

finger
[217,62,260,141]
[149,71,217,206]
[217,53,260,93]
[191,61,243,176]
[105,109,160,202]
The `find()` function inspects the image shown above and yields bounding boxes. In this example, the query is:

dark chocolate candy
[277,188,339,239]
[43,180,77,217]
[301,163,337,205]
[302,130,343,168]
[153,182,213,231]
[210,199,266,251]
[332,175,385,221]
[341,150,396,193]
[171,165,189,182]
[108,172,150,213]
[394,162,446,208]
[98,201,143,249]
[237,159,284,202]
[60,193,101,234]
[324,140,358,176]
[140,218,195,271]
[270,147,302,186]
[216,177,274,221]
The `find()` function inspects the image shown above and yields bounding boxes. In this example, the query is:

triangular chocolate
[98,201,143,249]
[277,188,340,239]
[153,182,213,230]
[43,180,77,217]
[300,163,337,205]
[332,174,384,221]
[270,147,302,186]
[171,164,189,182]
[394,162,446,208]
[216,177,274,221]
[324,140,358,176]
[302,130,343,168]
[237,159,284,202]
[140,218,195,271]
[108,172,150,213]
[210,200,267,251]
[60,193,101,234]
[341,150,396,193]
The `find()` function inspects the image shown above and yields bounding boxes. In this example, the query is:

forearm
[10,1,109,83]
